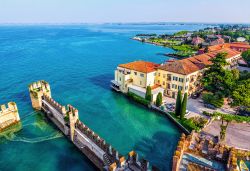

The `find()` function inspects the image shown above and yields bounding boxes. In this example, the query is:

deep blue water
[0,24,209,171]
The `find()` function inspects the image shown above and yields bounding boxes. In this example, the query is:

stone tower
[0,102,20,131]
[29,80,51,110]
[67,105,79,141]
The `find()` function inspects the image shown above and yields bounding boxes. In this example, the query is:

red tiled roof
[119,61,159,73]
[200,42,250,53]
[158,48,241,75]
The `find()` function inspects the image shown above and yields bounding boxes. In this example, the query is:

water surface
[0,24,209,171]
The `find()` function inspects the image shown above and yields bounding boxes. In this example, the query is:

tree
[232,79,250,107]
[145,86,152,101]
[204,46,209,53]
[242,49,250,65]
[202,52,235,97]
[175,90,182,116]
[180,93,188,120]
[156,92,163,107]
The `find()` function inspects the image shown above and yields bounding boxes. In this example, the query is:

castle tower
[67,105,79,141]
[29,80,51,110]
[0,102,20,131]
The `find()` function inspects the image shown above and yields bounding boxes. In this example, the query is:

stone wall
[0,102,20,131]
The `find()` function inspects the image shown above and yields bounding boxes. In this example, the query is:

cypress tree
[156,92,163,107]
[145,86,152,101]
[175,90,182,116]
[180,93,188,120]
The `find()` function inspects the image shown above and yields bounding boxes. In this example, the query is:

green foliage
[156,92,163,107]
[64,112,69,123]
[202,111,250,123]
[174,31,189,36]
[202,92,224,108]
[127,92,150,106]
[175,90,182,116]
[180,93,188,120]
[145,86,152,102]
[202,52,235,97]
[220,125,227,140]
[242,49,250,65]
[231,69,240,80]
[232,79,250,107]
[169,112,208,131]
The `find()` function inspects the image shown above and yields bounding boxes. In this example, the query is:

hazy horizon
[1,0,250,24]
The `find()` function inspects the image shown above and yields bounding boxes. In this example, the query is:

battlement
[0,102,18,114]
[43,95,66,116]
[0,102,20,131]
[29,80,50,93]
[29,80,51,110]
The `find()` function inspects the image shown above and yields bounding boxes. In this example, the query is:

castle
[0,102,20,132]
[29,80,159,171]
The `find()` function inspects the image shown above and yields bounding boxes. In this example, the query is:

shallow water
[0,24,209,171]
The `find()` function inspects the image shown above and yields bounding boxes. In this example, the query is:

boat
[239,160,249,171]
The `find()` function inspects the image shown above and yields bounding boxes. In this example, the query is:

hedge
[127,92,150,106]
[203,111,250,123]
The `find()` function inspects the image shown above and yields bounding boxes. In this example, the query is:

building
[156,48,241,98]
[111,61,164,102]
[191,36,205,46]
[199,42,250,54]
[0,102,20,132]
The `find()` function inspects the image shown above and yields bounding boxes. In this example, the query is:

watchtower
[29,80,51,110]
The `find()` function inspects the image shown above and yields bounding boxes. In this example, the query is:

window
[134,72,137,75]
[179,78,184,82]
[167,84,171,89]
[119,77,121,81]
[185,86,188,90]
[158,73,160,77]
[173,76,178,81]
[154,73,156,76]
[167,74,172,81]
[172,84,177,89]
[186,78,189,82]
[140,81,142,85]
[178,86,183,90]
[158,80,160,84]
[140,73,144,77]
[163,81,165,85]
[163,74,166,78]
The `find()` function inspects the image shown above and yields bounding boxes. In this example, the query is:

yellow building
[156,48,241,98]
[0,102,20,131]
[111,61,164,101]
[113,48,241,100]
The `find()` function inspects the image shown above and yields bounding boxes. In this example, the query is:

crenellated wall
[0,102,20,131]
[29,80,159,171]
[29,80,51,110]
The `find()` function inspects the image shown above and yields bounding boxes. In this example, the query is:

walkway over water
[29,80,159,171]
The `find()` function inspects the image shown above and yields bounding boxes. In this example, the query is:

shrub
[202,111,250,123]
[202,92,224,108]
[145,86,152,102]
[127,92,150,106]
[180,93,188,120]
[156,92,163,107]
[175,90,182,116]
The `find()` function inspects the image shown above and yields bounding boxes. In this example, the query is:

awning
[111,80,121,86]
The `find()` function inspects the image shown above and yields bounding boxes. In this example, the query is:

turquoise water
[0,24,209,171]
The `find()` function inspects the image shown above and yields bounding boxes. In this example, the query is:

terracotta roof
[151,84,161,90]
[207,48,241,59]
[158,59,201,75]
[200,42,250,52]
[119,61,159,73]
[158,48,240,75]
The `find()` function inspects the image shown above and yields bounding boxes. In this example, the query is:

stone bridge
[29,80,159,171]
